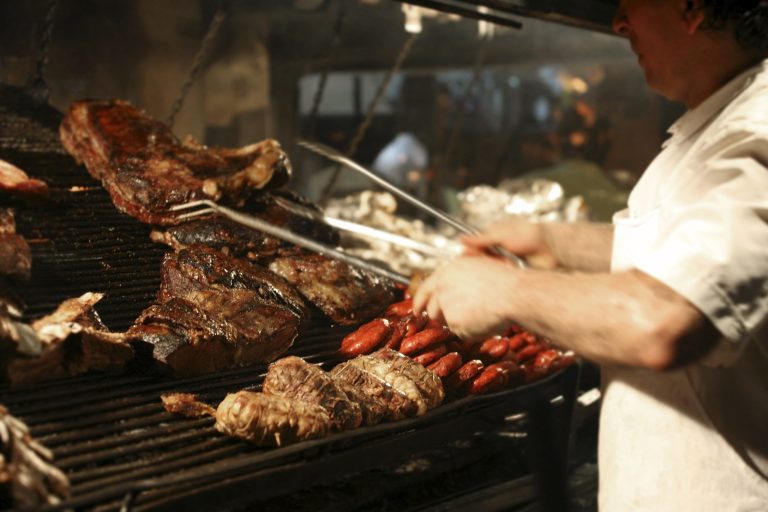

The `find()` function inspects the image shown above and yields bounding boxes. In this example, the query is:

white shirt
[602,59,768,511]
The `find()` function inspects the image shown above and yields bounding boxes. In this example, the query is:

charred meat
[268,250,396,326]
[59,99,291,225]
[150,190,339,263]
[130,292,300,376]
[158,245,309,325]
[263,356,362,431]
[0,405,70,509]
[161,391,332,447]
[3,293,135,387]
[0,159,48,197]
[0,209,31,281]
[330,349,444,423]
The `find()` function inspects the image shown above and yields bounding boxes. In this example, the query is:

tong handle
[297,140,526,268]
[175,200,411,286]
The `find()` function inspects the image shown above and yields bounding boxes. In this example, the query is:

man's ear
[682,0,706,35]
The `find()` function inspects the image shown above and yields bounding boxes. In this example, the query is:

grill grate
[0,338,576,512]
[0,85,579,511]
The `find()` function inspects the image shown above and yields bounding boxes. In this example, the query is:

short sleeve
[634,127,768,361]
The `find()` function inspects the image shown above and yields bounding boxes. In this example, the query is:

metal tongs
[169,199,411,286]
[297,140,526,268]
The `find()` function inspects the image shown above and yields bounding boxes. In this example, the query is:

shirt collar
[664,58,768,148]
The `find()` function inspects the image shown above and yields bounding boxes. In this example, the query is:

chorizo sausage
[468,361,523,394]
[382,316,408,350]
[444,359,484,392]
[338,318,391,357]
[515,341,547,362]
[399,327,451,356]
[506,333,527,352]
[427,352,463,378]
[477,337,509,362]
[412,343,447,366]
[404,312,429,338]
[385,298,413,319]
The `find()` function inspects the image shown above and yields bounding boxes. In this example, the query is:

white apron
[598,59,768,512]
[598,207,768,511]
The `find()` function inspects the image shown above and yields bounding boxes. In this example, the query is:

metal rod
[297,140,526,268]
[324,216,459,259]
[171,201,410,285]
[298,140,477,234]
[393,0,523,30]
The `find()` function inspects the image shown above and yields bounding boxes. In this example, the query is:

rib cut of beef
[130,293,300,376]
[159,245,309,325]
[59,99,291,225]
[150,190,340,263]
[130,246,305,375]
[268,249,396,326]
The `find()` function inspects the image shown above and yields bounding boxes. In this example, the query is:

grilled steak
[159,246,309,325]
[268,250,396,326]
[161,391,332,447]
[59,99,291,225]
[150,190,340,263]
[263,356,362,431]
[130,292,299,376]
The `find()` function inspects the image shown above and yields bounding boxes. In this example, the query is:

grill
[0,85,580,512]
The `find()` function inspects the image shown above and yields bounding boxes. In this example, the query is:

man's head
[613,0,768,107]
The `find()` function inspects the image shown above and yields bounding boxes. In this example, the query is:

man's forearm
[543,222,614,272]
[503,268,714,369]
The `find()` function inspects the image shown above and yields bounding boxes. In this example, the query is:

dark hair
[701,0,768,52]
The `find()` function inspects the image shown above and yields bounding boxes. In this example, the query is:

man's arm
[461,220,614,272]
[413,259,719,370]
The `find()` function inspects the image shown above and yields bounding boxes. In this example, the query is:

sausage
[506,333,527,352]
[515,341,547,362]
[404,312,429,338]
[445,339,463,354]
[338,318,391,357]
[477,337,509,362]
[468,361,523,394]
[532,348,560,369]
[412,343,447,366]
[399,327,451,356]
[444,359,484,392]
[385,298,413,319]
[524,350,577,382]
[382,316,409,350]
[427,352,463,378]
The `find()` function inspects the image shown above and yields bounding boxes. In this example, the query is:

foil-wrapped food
[457,178,587,229]
[325,191,462,275]
[325,180,586,275]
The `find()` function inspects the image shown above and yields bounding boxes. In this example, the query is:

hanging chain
[28,0,59,103]
[320,32,419,204]
[305,5,347,140]
[167,0,232,127]
[440,36,490,174]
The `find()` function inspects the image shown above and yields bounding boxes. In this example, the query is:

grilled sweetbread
[263,356,362,431]
[330,349,444,423]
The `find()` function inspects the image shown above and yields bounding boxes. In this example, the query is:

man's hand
[412,256,520,342]
[460,219,558,270]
